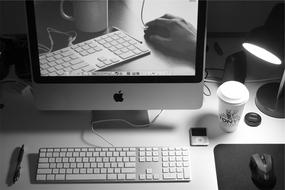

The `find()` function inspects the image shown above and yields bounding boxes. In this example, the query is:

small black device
[245,112,262,127]
[190,128,209,146]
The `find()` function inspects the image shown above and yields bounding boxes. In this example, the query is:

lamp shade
[242,3,284,65]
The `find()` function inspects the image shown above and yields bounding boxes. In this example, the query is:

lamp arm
[276,68,285,101]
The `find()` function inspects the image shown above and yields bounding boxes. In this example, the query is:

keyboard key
[121,168,136,173]
[114,50,122,55]
[38,169,52,174]
[54,54,63,59]
[38,163,50,168]
[39,158,49,163]
[82,45,90,50]
[48,62,56,67]
[55,65,63,70]
[70,59,83,65]
[55,174,65,180]
[107,174,117,180]
[66,174,107,180]
[96,62,106,68]
[62,51,73,57]
[50,163,56,168]
[125,163,136,168]
[52,169,59,174]
[49,72,57,76]
[47,57,55,62]
[163,173,176,179]
[89,43,97,48]
[121,47,129,53]
[110,57,120,63]
[139,174,146,180]
[47,174,55,180]
[119,52,135,59]
[41,70,49,75]
[72,62,88,70]
[126,174,136,180]
[87,168,93,174]
[118,174,125,180]
[146,174,152,180]
[135,45,149,52]
[154,174,160,180]
[133,49,142,55]
[60,48,69,53]
[184,168,190,179]
[36,174,46,181]
[79,51,89,56]
[177,173,183,179]
[56,59,64,64]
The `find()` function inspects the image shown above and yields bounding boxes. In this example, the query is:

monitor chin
[32,82,203,110]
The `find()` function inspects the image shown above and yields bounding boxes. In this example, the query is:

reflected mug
[60,0,108,33]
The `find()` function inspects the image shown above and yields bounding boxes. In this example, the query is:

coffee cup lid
[217,81,249,105]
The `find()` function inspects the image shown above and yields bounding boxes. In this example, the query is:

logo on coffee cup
[219,109,240,128]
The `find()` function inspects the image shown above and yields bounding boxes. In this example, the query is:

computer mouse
[144,25,170,39]
[249,153,276,189]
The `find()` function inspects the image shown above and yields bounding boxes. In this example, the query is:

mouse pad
[214,144,284,190]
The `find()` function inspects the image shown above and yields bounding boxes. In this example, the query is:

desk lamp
[242,3,284,118]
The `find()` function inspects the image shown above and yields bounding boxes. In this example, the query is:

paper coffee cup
[217,81,249,132]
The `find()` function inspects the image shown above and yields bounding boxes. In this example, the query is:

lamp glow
[242,43,282,65]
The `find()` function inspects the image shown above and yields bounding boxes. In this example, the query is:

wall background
[0,0,282,35]
[207,0,279,33]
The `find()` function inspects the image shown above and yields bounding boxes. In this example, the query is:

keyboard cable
[88,110,164,147]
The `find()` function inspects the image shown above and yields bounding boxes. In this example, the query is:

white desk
[1,80,284,190]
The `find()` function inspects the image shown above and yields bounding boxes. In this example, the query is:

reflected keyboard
[36,147,191,183]
[39,30,150,76]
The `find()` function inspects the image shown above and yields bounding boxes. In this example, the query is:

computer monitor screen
[26,0,206,110]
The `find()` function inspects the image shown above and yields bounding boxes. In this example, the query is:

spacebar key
[66,174,107,181]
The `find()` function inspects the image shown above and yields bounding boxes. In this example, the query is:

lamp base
[255,83,285,118]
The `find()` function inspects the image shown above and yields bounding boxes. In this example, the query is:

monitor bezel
[26,0,207,83]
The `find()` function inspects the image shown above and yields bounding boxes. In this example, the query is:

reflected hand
[145,14,197,56]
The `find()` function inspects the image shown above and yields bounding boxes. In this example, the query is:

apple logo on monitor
[113,91,124,102]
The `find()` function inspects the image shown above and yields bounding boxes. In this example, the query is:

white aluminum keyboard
[36,147,191,183]
[39,30,150,76]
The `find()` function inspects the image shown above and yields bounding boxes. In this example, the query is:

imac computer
[25,0,207,112]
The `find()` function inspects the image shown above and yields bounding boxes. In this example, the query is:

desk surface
[1,80,284,190]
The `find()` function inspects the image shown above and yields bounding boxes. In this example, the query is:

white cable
[47,27,77,47]
[80,130,106,147]
[203,83,211,96]
[38,27,78,55]
[38,47,50,54]
[141,0,146,28]
[89,110,163,147]
[38,43,50,51]
[91,127,115,147]
[91,109,163,129]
